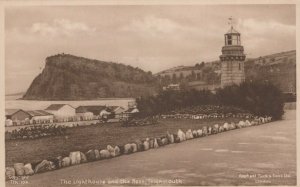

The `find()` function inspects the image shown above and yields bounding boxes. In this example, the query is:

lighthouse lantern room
[220,18,246,87]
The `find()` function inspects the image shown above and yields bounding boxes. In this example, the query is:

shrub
[136,89,216,118]
[136,81,284,120]
[216,81,284,120]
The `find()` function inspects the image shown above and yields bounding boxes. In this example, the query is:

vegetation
[165,105,249,115]
[216,81,284,120]
[137,81,285,120]
[245,58,296,93]
[136,89,216,118]
[156,50,296,93]
[5,125,67,140]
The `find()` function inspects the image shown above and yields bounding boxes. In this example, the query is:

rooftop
[45,104,73,111]
[226,26,240,35]
[26,110,53,117]
[5,109,22,116]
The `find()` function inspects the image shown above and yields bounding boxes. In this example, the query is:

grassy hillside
[156,50,296,92]
[245,50,296,92]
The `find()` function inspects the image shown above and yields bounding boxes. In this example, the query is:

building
[5,119,13,126]
[5,109,31,125]
[156,66,203,80]
[76,105,109,119]
[75,111,94,121]
[121,107,140,120]
[219,25,246,87]
[5,109,54,125]
[188,81,220,91]
[163,83,180,91]
[107,106,126,119]
[45,104,76,117]
[128,101,137,109]
[126,107,139,114]
[26,110,54,124]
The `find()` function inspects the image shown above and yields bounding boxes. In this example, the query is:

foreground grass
[5,118,244,166]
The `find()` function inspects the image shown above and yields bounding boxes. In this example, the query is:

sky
[5,4,296,94]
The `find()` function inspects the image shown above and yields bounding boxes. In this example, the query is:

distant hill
[155,50,296,92]
[23,54,158,100]
[245,50,296,92]
[155,61,220,86]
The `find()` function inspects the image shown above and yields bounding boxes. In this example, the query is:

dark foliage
[5,125,67,140]
[136,89,216,118]
[136,81,284,120]
[216,81,285,120]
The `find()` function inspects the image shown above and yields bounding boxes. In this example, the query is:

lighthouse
[219,19,246,87]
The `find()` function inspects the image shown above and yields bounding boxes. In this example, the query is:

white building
[76,111,94,121]
[45,104,76,118]
[108,106,126,119]
[76,105,106,117]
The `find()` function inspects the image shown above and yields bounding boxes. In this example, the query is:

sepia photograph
[2,1,297,186]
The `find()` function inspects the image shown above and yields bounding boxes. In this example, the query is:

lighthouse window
[227,35,232,45]
[239,63,241,70]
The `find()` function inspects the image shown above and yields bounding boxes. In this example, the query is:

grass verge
[5,117,244,166]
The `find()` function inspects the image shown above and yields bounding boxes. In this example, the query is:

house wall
[76,112,94,120]
[10,111,31,121]
[31,115,54,123]
[5,119,13,126]
[47,105,76,117]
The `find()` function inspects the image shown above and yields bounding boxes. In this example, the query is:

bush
[136,81,284,120]
[216,81,284,120]
[136,89,216,118]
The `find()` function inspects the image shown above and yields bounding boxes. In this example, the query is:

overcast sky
[5,4,296,94]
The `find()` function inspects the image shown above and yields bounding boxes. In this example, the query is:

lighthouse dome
[226,26,240,35]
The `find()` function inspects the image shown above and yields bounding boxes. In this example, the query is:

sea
[5,94,135,110]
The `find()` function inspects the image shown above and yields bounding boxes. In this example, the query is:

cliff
[23,54,158,100]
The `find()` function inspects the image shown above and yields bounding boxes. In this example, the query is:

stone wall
[221,60,245,87]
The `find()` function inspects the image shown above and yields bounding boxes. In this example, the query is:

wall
[47,105,76,117]
[31,115,54,123]
[10,111,31,121]
[221,60,245,87]
[160,69,203,80]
